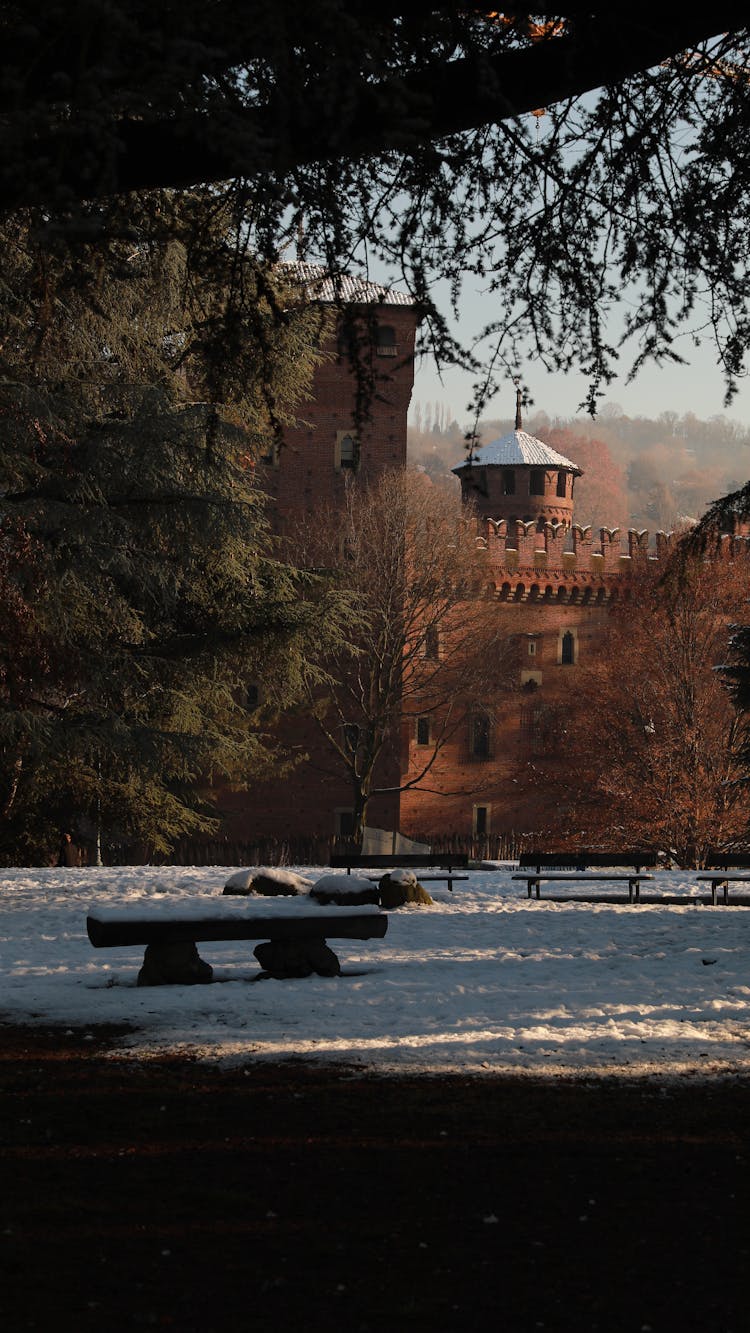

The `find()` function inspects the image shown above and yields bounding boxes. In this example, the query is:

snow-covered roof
[452,428,582,474]
[280,261,415,307]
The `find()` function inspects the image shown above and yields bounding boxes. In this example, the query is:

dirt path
[1,1023,747,1332]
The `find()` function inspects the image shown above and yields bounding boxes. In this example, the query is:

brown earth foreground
[1,1023,747,1333]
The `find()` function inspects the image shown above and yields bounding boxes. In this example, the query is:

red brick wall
[217,301,417,840]
[218,711,400,841]
[261,305,417,532]
[399,596,614,839]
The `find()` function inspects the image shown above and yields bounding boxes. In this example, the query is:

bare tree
[296,469,513,839]
[556,550,750,865]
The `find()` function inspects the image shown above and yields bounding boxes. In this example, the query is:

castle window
[528,640,536,658]
[556,471,567,497]
[470,711,491,760]
[473,804,490,837]
[336,431,358,470]
[422,626,440,660]
[529,470,545,496]
[335,808,355,838]
[503,470,516,496]
[560,630,576,665]
[520,702,544,754]
[376,324,397,357]
[416,716,431,747]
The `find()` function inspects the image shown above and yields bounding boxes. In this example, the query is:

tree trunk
[1,741,27,820]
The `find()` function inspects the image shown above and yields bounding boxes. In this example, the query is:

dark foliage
[1,7,750,414]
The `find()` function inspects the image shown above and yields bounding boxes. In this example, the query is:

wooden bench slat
[511,874,654,882]
[87,912,388,949]
[512,872,653,903]
[330,854,468,869]
[518,853,659,870]
[696,874,750,880]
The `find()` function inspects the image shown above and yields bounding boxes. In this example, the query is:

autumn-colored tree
[546,428,630,530]
[552,549,750,866]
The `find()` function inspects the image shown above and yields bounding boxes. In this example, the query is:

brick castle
[220,270,742,845]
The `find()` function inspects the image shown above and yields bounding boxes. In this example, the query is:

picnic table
[512,872,655,903]
[329,852,469,891]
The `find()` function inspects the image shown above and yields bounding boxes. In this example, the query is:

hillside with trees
[408,404,750,531]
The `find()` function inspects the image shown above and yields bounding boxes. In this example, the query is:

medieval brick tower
[218,267,420,841]
[261,267,418,535]
[454,389,581,530]
[398,394,675,842]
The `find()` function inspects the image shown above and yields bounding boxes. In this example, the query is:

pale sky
[411,281,750,432]
[412,350,750,431]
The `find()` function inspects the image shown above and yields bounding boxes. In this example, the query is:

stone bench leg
[137,941,213,986]
[254,937,341,979]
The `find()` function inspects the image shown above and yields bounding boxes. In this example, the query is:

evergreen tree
[0,199,343,862]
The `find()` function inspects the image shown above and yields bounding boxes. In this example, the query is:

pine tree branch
[0,8,744,209]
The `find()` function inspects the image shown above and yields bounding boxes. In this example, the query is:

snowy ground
[2,863,750,1079]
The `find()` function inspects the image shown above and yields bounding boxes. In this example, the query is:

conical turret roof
[452,428,581,474]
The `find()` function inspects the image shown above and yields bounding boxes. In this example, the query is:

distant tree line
[408,405,750,532]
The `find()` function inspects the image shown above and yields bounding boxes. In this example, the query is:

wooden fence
[151,829,530,867]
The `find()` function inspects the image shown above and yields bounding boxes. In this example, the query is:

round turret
[452,393,582,530]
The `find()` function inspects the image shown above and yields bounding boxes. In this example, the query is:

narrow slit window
[339,433,356,469]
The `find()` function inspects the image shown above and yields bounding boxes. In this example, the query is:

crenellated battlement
[471,518,750,604]
[475,516,675,571]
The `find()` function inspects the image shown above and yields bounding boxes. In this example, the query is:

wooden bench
[87,905,388,984]
[696,874,750,905]
[330,853,469,892]
[512,872,655,903]
[705,853,750,870]
[518,851,659,873]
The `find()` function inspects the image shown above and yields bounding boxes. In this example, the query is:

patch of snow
[310,873,375,896]
[223,866,313,893]
[2,864,750,1079]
